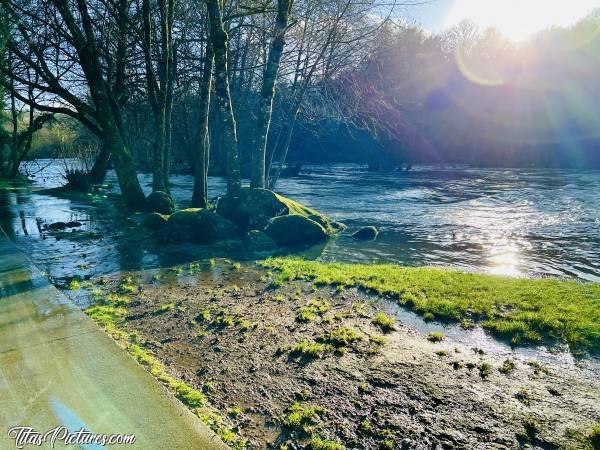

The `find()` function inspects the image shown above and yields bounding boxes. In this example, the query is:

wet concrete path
[0,229,227,449]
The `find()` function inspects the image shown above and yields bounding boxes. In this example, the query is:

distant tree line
[329,13,600,169]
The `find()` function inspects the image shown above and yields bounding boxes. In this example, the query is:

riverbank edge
[260,257,600,356]
[84,275,249,449]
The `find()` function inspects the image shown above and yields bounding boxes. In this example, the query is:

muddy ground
[90,261,600,450]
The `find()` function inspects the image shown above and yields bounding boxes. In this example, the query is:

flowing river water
[3,160,598,281]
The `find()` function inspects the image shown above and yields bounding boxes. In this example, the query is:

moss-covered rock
[352,226,379,240]
[216,188,339,235]
[140,212,168,230]
[243,230,278,250]
[157,208,239,243]
[264,214,328,245]
[145,191,175,214]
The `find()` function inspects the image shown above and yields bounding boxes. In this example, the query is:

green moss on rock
[145,191,175,214]
[265,215,328,246]
[140,212,168,230]
[216,187,340,235]
[158,208,239,243]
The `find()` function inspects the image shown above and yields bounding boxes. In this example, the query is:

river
[1,160,599,287]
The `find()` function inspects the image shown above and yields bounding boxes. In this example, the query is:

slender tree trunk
[90,143,111,183]
[192,40,213,208]
[206,0,240,196]
[250,0,293,189]
[268,111,297,189]
[152,107,166,191]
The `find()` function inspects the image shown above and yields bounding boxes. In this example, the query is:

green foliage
[261,258,600,353]
[213,310,235,327]
[588,425,600,449]
[499,358,516,374]
[320,326,362,348]
[372,311,395,332]
[282,403,324,433]
[478,362,492,379]
[522,415,540,439]
[297,299,331,322]
[516,388,530,406]
[156,303,175,314]
[289,340,331,359]
[65,278,81,290]
[310,435,345,450]
[427,332,445,343]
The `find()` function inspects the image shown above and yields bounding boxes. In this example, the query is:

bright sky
[408,0,600,39]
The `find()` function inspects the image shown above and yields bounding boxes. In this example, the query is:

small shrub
[66,278,81,290]
[588,425,600,449]
[227,406,242,418]
[195,309,212,323]
[157,303,175,314]
[528,360,550,375]
[213,310,235,327]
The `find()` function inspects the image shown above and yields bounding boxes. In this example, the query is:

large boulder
[352,226,379,240]
[264,214,328,246]
[216,188,338,234]
[145,191,175,214]
[243,230,278,251]
[157,208,239,243]
[140,212,168,230]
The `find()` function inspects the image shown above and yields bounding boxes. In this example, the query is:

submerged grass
[260,257,600,353]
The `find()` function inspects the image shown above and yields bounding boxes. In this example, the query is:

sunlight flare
[445,0,600,40]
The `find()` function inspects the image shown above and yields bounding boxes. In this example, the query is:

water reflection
[1,161,598,283]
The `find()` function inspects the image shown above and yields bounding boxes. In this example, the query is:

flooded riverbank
[80,260,600,449]
[6,160,600,283]
[2,162,599,448]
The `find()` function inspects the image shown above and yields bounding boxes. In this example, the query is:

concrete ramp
[0,230,227,449]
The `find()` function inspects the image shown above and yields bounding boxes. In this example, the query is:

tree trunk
[90,142,111,183]
[105,131,146,208]
[250,0,293,189]
[152,107,166,191]
[192,40,214,208]
[206,0,240,196]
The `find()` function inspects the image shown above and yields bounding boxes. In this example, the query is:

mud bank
[75,261,600,450]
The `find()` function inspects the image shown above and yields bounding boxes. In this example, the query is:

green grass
[588,425,600,449]
[289,340,331,359]
[84,285,247,449]
[372,311,395,332]
[261,257,600,353]
[320,326,362,348]
[427,332,445,342]
[499,358,516,374]
[282,403,324,433]
[311,435,345,450]
[296,299,331,322]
